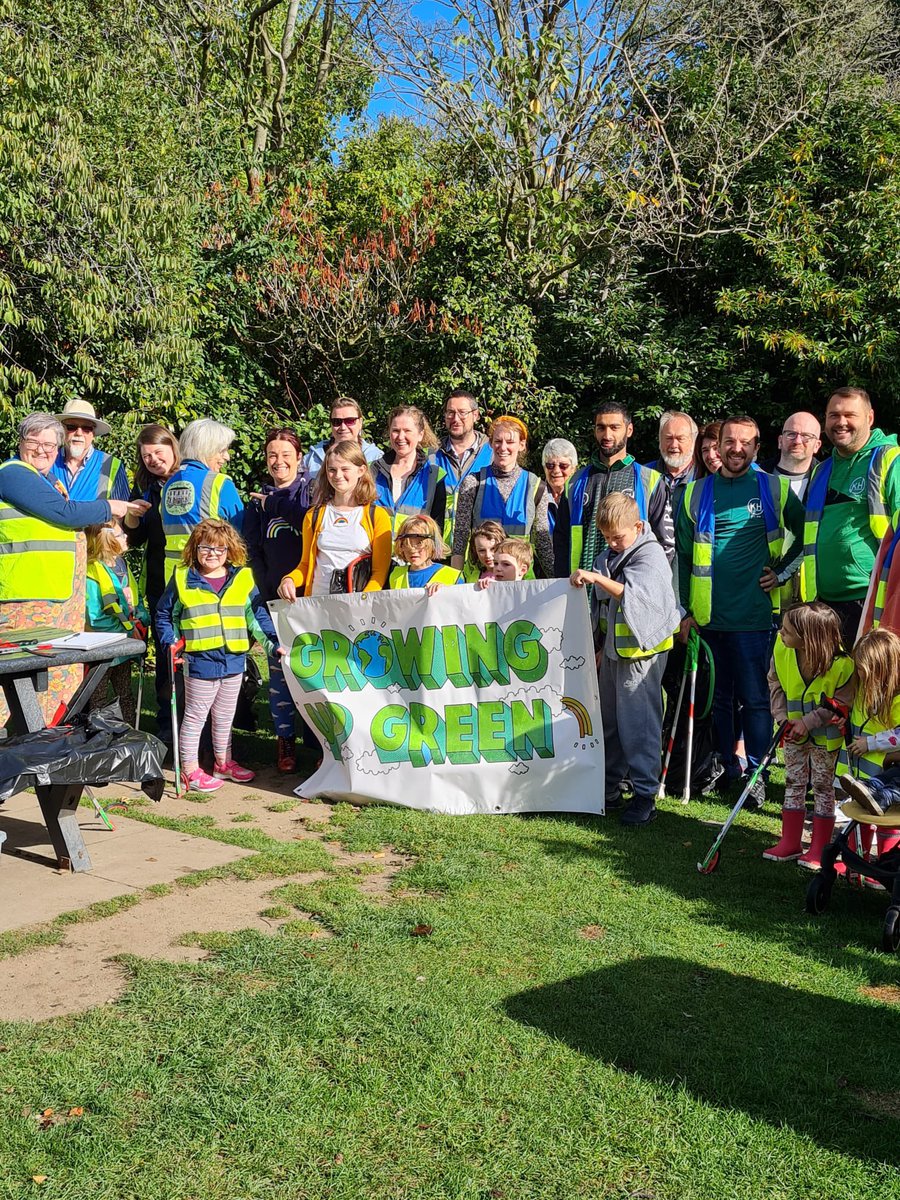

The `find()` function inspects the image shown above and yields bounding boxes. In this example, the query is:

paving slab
[0,796,255,932]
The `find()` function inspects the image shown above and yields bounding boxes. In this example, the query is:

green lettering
[510,699,554,760]
[288,633,324,691]
[407,702,446,766]
[464,622,507,686]
[390,626,445,689]
[476,700,513,762]
[371,705,409,763]
[441,624,471,687]
[503,620,548,683]
[445,703,478,764]
[322,630,362,692]
[303,702,352,760]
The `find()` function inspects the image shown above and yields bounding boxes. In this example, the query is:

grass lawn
[2,765,900,1200]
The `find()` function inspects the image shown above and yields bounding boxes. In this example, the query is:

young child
[390,515,463,594]
[85,521,150,725]
[476,537,532,587]
[571,492,680,826]
[834,628,900,867]
[764,602,854,868]
[156,519,281,793]
[463,520,506,582]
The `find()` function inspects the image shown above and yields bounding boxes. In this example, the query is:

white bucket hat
[54,399,111,438]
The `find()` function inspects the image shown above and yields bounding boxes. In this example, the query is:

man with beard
[676,416,805,807]
[49,399,130,502]
[798,387,900,647]
[647,410,698,562]
[553,401,664,575]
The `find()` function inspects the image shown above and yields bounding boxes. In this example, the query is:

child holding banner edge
[389,516,463,594]
[571,492,680,826]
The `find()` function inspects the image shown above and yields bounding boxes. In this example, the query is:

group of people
[3,385,900,865]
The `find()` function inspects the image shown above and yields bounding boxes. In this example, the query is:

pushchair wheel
[882,906,900,954]
[806,873,832,915]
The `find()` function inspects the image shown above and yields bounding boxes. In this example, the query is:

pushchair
[805,800,900,953]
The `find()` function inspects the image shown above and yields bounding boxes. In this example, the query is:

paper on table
[43,632,126,650]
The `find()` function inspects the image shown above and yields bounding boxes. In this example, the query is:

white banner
[270,579,604,815]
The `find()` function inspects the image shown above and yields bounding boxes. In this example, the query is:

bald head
[778,411,821,471]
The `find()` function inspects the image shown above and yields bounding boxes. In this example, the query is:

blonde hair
[781,602,846,682]
[496,537,533,574]
[86,522,123,567]
[394,514,449,563]
[489,416,529,466]
[387,406,439,453]
[853,628,900,726]
[182,518,247,569]
[314,440,377,507]
[466,519,505,573]
[596,492,640,531]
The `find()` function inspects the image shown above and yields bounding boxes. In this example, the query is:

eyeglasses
[197,545,228,556]
[331,416,360,427]
[781,431,818,443]
[445,409,476,420]
[21,439,59,453]
[544,460,573,470]
[396,534,434,543]
[63,422,95,433]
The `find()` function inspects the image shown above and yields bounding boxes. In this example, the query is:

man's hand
[759,566,779,593]
[679,615,698,644]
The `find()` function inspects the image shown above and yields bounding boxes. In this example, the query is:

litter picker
[170,638,185,797]
[681,629,700,805]
[657,629,713,802]
[697,720,788,874]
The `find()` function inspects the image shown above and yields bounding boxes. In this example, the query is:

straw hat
[54,399,111,438]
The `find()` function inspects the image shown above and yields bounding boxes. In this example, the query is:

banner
[270,579,604,815]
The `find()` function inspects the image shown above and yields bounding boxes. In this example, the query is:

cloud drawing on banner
[349,749,401,776]
[562,655,586,670]
[504,684,567,719]
[541,626,563,654]
[508,762,530,775]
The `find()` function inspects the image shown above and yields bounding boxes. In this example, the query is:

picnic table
[0,629,147,871]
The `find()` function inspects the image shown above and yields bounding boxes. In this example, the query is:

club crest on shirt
[849,475,866,497]
[747,497,763,518]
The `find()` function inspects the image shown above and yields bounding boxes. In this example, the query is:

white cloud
[350,749,401,776]
[508,762,530,775]
[562,655,586,670]
[503,684,567,719]
[541,626,564,653]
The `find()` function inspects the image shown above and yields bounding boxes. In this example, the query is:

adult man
[49,399,129,502]
[676,416,805,805]
[647,410,697,561]
[772,412,821,501]
[553,401,663,575]
[798,387,900,646]
[429,388,492,540]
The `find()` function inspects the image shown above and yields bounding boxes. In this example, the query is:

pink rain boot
[797,815,836,871]
[762,808,806,861]
[865,829,900,891]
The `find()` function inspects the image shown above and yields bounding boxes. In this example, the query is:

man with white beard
[646,410,698,562]
[49,399,129,502]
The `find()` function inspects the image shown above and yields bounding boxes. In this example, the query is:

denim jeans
[703,628,774,778]
[869,766,900,810]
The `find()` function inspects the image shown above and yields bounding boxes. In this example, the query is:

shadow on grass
[537,806,899,972]
[506,955,900,1165]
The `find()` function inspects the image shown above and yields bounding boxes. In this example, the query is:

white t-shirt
[311,505,371,596]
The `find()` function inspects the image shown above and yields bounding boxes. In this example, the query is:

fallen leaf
[578,925,606,940]
[146,857,158,862]
[31,1176,47,1185]
[67,1107,84,1117]
[410,924,433,937]
[371,852,385,859]
[334,1152,344,1165]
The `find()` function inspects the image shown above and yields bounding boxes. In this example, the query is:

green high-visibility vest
[0,460,77,602]
[173,566,255,653]
[611,611,674,660]
[772,636,853,752]
[799,444,900,601]
[97,454,125,499]
[836,694,900,781]
[389,564,461,589]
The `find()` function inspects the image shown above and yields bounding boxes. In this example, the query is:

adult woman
[278,441,392,601]
[161,418,243,581]
[372,406,447,538]
[694,421,723,477]
[451,416,553,577]
[301,397,382,503]
[125,424,180,742]
[0,412,147,722]
[245,428,305,773]
[541,438,578,532]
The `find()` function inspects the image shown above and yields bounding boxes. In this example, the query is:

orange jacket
[283,502,393,596]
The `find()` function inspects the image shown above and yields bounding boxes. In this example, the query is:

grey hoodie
[592,525,681,661]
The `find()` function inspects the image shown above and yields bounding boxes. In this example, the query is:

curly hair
[182,518,247,569]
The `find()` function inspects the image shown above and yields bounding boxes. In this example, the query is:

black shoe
[744,777,767,812]
[604,793,623,811]
[620,796,657,826]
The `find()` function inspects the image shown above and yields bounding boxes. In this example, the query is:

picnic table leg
[35,783,92,872]
[1,674,48,734]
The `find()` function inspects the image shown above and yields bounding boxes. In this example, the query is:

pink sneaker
[183,767,224,793]
[214,759,255,783]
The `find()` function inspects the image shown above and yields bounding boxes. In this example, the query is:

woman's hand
[249,492,266,506]
[278,577,297,602]
[110,499,150,521]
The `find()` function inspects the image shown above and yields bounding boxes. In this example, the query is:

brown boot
[276,735,296,774]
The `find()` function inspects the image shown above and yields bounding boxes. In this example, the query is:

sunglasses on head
[396,533,434,542]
